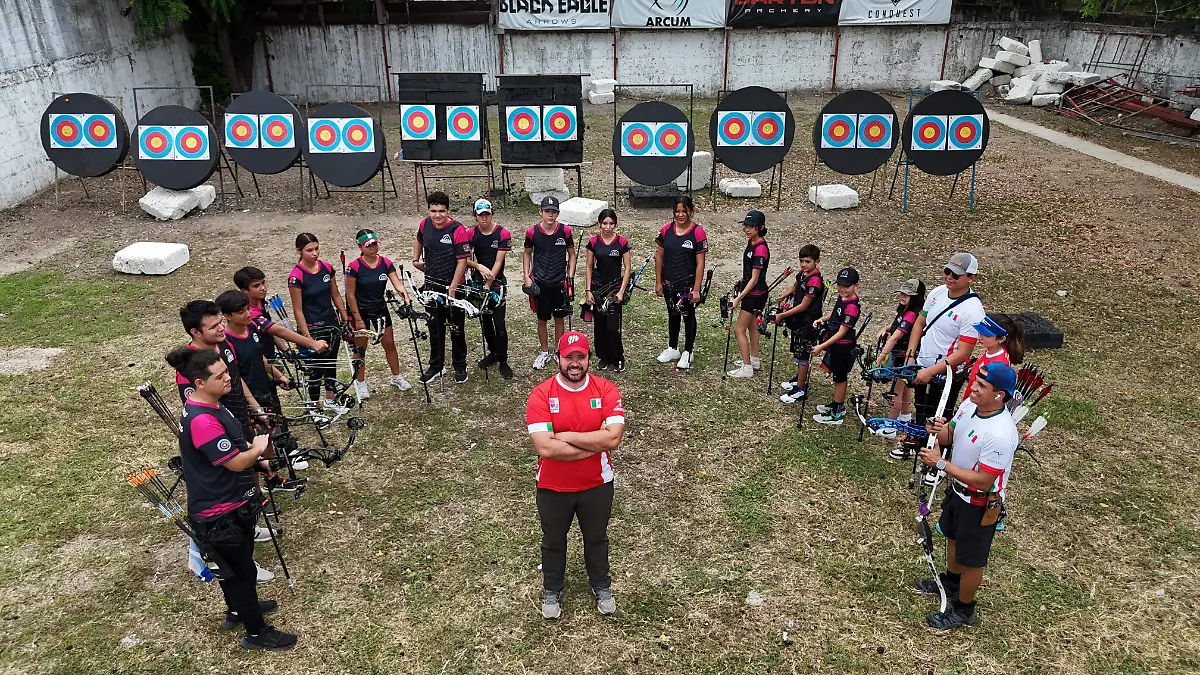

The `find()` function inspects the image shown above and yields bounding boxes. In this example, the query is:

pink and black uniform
[586,233,630,367]
[347,255,396,329]
[223,314,277,409]
[470,224,512,365]
[417,216,472,373]
[823,294,862,384]
[288,260,341,398]
[789,269,826,360]
[740,238,770,314]
[247,300,278,361]
[887,306,919,365]
[175,342,250,427]
[524,222,574,321]
[655,222,708,353]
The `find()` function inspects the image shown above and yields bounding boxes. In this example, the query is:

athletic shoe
[922,470,942,488]
[255,563,275,585]
[353,380,370,401]
[812,409,845,426]
[498,362,514,380]
[533,351,552,370]
[888,446,916,462]
[612,360,626,373]
[478,353,499,369]
[995,520,1006,532]
[241,625,298,651]
[222,600,278,630]
[419,367,444,384]
[734,357,762,370]
[597,360,611,370]
[815,402,836,414]
[875,427,898,440]
[321,401,349,415]
[253,525,286,542]
[260,500,279,517]
[390,374,412,391]
[780,378,799,392]
[897,413,913,423]
[266,478,303,493]
[914,574,961,599]
[594,587,616,615]
[779,388,807,405]
[290,459,309,471]
[454,367,468,384]
[542,589,563,620]
[676,351,693,370]
[656,347,681,363]
[925,603,978,630]
[727,364,754,378]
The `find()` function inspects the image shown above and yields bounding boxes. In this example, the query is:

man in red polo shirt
[526,331,626,620]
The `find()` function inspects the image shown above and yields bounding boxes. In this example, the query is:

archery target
[301,102,385,188]
[308,119,342,154]
[341,118,374,153]
[132,105,217,189]
[612,101,694,187]
[83,115,117,148]
[820,114,856,149]
[947,114,983,151]
[138,126,174,159]
[752,112,785,147]
[911,115,948,151]
[260,114,295,149]
[542,105,578,142]
[717,111,752,146]
[654,122,687,156]
[225,114,258,148]
[42,94,129,177]
[620,123,654,156]
[856,114,892,149]
[400,105,434,140]
[446,105,480,141]
[174,126,210,160]
[49,115,83,148]
[506,106,541,142]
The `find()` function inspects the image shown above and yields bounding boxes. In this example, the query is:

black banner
[727,0,841,27]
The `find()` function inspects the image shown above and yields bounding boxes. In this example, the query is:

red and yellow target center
[349,129,364,142]
[553,118,566,130]
[61,126,76,138]
[761,122,775,135]
[728,122,742,135]
[234,123,249,137]
[831,123,847,138]
[318,129,333,142]
[922,127,936,140]
[149,137,163,149]
[411,117,426,130]
[958,127,971,139]
[268,125,284,139]
[631,132,645,145]
[183,137,198,150]
[91,124,106,137]
[516,118,529,131]
[867,125,881,139]
[456,118,469,130]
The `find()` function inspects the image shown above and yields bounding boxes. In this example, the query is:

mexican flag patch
[948,310,959,321]
[590,398,601,409]
[968,429,978,443]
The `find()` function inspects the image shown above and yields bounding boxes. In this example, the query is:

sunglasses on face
[944,268,962,280]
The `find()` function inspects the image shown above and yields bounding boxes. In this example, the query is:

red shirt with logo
[526,373,625,492]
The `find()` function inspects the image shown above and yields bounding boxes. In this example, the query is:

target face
[308,119,341,154]
[42,94,130,177]
[717,111,752,146]
[260,114,295,149]
[341,118,374,153]
[655,123,687,156]
[856,114,892,149]
[542,105,578,142]
[50,115,83,148]
[947,115,983,151]
[139,126,174,159]
[506,106,541,142]
[400,105,434,141]
[912,115,948,151]
[83,115,116,148]
[445,105,480,141]
[174,126,209,160]
[752,112,785,146]
[620,123,654,156]
[225,114,258,148]
[613,101,694,187]
[820,114,856,149]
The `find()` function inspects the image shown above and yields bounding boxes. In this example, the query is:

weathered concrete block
[1191,108,1200,122]
[719,178,761,198]
[1032,94,1062,108]
[522,168,567,193]
[1004,77,1038,104]
[557,197,609,227]
[990,74,1012,86]
[996,84,1011,98]
[590,78,617,94]
[980,58,1016,75]
[587,91,615,105]
[1027,39,1043,63]
[1035,81,1065,95]
[963,68,992,92]
[998,37,1029,56]
[529,190,570,206]
[674,150,713,190]
[113,242,190,275]
[192,185,216,209]
[1013,65,1034,79]
[996,50,1032,67]
[139,186,200,220]
[807,184,859,211]
[930,80,965,92]
[1043,71,1102,86]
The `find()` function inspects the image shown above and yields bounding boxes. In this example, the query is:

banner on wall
[611,0,726,28]
[837,0,951,24]
[498,0,611,29]
[727,0,841,27]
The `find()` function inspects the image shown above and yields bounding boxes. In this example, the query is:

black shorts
[823,342,855,383]
[790,324,820,361]
[533,283,570,321]
[359,308,393,330]
[939,493,997,568]
[741,293,767,314]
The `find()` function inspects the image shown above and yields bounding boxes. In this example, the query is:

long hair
[896,280,927,318]
[991,313,1025,364]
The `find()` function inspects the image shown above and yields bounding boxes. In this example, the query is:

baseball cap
[557,330,589,357]
[739,210,766,228]
[973,315,1009,338]
[979,362,1016,400]
[835,267,860,286]
[945,252,979,276]
[356,231,379,247]
[474,198,493,215]
[896,278,921,295]
[539,195,560,212]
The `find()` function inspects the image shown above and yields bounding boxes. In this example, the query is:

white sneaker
[390,374,412,391]
[290,460,309,471]
[780,379,798,392]
[254,526,271,543]
[875,427,898,439]
[922,470,942,488]
[780,389,806,405]
[727,364,754,378]
[676,351,693,370]
[533,351,551,370]
[751,356,761,369]
[353,380,370,400]
[657,347,682,363]
[255,563,275,585]
[897,413,913,422]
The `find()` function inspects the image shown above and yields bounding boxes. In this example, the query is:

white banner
[838,0,951,25]
[611,0,726,28]
[498,0,612,29]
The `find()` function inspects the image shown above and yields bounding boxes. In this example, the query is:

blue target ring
[309,120,341,152]
[140,125,173,159]
[260,114,294,148]
[507,106,541,142]
[225,114,258,148]
[856,114,892,149]
[543,105,577,141]
[912,115,947,151]
[655,123,687,156]
[821,114,856,149]
[947,115,982,151]
[341,119,373,152]
[621,123,654,156]
[83,115,116,148]
[174,126,209,160]
[717,111,752,146]
[51,115,83,148]
[751,111,784,146]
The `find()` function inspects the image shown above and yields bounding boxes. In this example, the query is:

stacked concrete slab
[588,78,616,105]
[937,36,1101,109]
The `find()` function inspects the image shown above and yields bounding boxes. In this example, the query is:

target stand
[811,90,900,203]
[609,84,695,205]
[709,87,795,212]
[888,90,988,213]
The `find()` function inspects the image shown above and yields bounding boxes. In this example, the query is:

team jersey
[826,295,862,344]
[175,342,249,423]
[742,238,770,296]
[247,300,277,360]
[347,255,395,315]
[791,269,826,325]
[224,321,274,402]
[963,349,1012,401]
[469,225,512,284]
[524,222,574,285]
[887,308,919,354]
[418,217,472,288]
[526,374,625,492]
[947,399,1019,504]
[287,260,338,327]
[656,222,709,288]
[179,398,257,521]
[917,284,985,368]
[587,233,630,291]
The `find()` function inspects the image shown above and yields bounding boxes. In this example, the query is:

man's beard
[560,363,586,382]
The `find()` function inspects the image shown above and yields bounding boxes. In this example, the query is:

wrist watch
[935,458,948,471]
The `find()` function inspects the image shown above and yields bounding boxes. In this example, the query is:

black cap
[539,195,560,211]
[739,210,766,228]
[836,267,860,286]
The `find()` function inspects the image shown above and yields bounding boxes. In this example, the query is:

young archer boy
[809,267,863,425]
[775,244,825,405]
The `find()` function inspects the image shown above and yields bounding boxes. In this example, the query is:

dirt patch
[0,347,64,374]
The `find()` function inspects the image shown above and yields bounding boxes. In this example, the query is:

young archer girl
[345,228,414,399]
[288,233,349,407]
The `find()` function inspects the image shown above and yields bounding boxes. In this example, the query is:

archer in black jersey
[585,209,631,370]
[412,192,472,383]
[468,198,514,378]
[654,197,708,370]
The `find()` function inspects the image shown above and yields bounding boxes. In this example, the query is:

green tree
[1080,0,1200,19]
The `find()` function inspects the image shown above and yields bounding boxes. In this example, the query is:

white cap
[474,198,493,215]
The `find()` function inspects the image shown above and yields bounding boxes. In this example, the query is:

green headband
[356,232,378,246]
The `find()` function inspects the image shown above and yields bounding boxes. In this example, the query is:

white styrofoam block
[807,184,859,210]
[1004,77,1038,104]
[1043,71,1102,86]
[990,74,1012,86]
[980,58,1016,75]
[557,197,609,227]
[139,186,200,220]
[995,50,1032,67]
[112,242,190,275]
[1191,108,1200,122]
[719,178,761,198]
[191,185,216,209]
[522,168,567,193]
[1028,39,1043,64]
[590,78,617,94]
[930,80,964,92]
[529,190,570,206]
[998,37,1029,56]
[1013,65,1034,79]
[1032,94,1061,107]
[963,68,992,91]
[674,150,713,190]
[587,91,615,105]
[1035,80,1065,95]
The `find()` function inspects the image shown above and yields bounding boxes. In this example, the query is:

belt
[952,482,991,506]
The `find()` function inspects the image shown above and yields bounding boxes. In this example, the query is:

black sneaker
[914,574,960,600]
[260,500,280,517]
[926,602,978,630]
[454,368,468,384]
[477,353,498,369]
[419,367,444,384]
[241,625,298,651]
[222,600,278,630]
[612,360,626,373]
[498,362,514,380]
[597,360,611,370]
[266,478,304,493]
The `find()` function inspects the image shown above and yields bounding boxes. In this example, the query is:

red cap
[557,330,589,357]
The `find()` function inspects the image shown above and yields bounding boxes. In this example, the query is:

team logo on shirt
[967,428,978,443]
[440,234,453,244]
[608,249,620,256]
[323,274,331,283]
[681,240,693,249]
[554,238,566,246]
[184,387,195,399]
[746,251,753,258]
[378,273,387,282]
[252,333,260,343]
[217,438,232,453]
[491,241,499,248]
[549,397,560,413]
[223,349,234,362]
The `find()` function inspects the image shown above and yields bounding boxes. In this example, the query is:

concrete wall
[0,0,196,209]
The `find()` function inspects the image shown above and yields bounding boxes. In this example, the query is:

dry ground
[0,93,1197,675]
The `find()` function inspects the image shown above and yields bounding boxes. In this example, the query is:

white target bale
[557,197,609,227]
[719,178,761,198]
[113,242,191,275]
[674,151,713,190]
[807,184,859,211]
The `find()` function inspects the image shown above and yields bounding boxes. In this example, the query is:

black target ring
[41,93,129,178]
[613,101,695,187]
[813,90,899,176]
[132,105,219,191]
[901,91,990,176]
[709,86,795,175]
[302,102,386,188]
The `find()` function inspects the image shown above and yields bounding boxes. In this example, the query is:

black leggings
[903,370,967,449]
[305,325,343,401]
[664,288,697,352]
[536,482,614,592]
[480,300,509,363]
[192,510,264,634]
[593,303,624,365]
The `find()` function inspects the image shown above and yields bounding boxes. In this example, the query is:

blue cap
[973,315,1008,338]
[979,362,1016,400]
